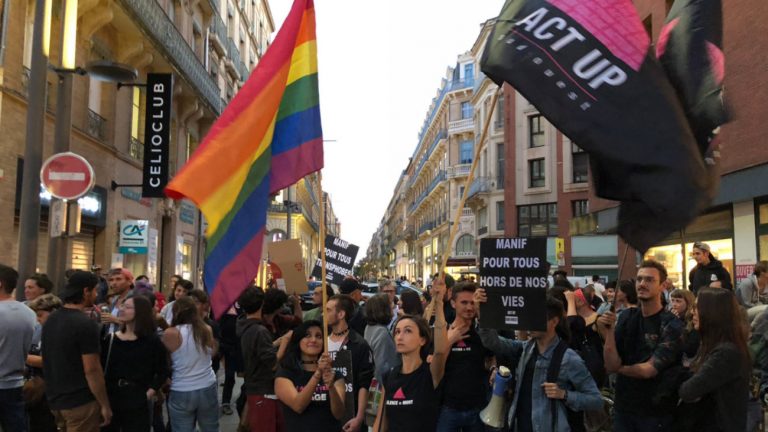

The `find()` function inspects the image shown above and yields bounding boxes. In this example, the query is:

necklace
[332,328,349,337]
[301,359,317,365]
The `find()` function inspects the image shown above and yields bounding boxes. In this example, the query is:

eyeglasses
[636,276,657,283]
[382,289,395,294]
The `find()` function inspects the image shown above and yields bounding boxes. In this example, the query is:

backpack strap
[547,340,569,431]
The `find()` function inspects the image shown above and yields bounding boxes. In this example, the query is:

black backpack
[546,341,585,432]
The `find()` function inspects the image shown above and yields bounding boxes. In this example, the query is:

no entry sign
[40,152,95,200]
[478,237,548,331]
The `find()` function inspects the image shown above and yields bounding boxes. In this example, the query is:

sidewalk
[217,369,245,432]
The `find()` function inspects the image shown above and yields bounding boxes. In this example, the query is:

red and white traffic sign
[40,152,95,200]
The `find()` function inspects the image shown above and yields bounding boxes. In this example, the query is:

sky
[269,1,504,262]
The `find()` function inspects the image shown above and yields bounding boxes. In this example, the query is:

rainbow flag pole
[165,0,323,316]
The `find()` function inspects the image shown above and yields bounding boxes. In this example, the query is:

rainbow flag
[165,0,323,316]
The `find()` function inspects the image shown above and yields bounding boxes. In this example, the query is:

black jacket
[236,317,277,395]
[689,258,733,294]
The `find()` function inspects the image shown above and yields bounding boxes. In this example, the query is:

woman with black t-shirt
[275,320,345,431]
[101,295,169,431]
[373,277,449,432]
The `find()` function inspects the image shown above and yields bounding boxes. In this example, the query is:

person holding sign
[474,290,602,431]
[373,277,450,432]
[275,321,346,431]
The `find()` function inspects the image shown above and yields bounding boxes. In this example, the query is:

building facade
[0,0,274,293]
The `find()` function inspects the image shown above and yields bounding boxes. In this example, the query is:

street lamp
[17,0,139,298]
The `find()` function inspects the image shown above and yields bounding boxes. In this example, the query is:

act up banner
[478,238,548,331]
[481,0,714,253]
[657,0,728,155]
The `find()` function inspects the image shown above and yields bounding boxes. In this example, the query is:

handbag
[22,376,46,405]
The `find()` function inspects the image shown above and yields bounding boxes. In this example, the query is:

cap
[339,278,362,295]
[109,268,135,282]
[693,242,711,253]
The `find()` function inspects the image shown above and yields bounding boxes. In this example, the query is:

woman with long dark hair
[373,278,449,431]
[101,295,169,431]
[679,288,750,432]
[163,297,218,432]
[274,320,345,431]
[398,290,424,316]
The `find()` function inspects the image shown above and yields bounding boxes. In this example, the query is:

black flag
[481,0,714,253]
[657,0,727,158]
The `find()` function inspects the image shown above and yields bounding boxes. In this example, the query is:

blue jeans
[614,410,673,432]
[436,406,484,432]
[0,387,27,432]
[168,383,219,432]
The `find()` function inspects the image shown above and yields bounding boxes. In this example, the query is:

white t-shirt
[592,282,606,300]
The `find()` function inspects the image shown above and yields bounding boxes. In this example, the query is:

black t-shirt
[382,362,439,432]
[515,349,537,432]
[100,334,169,403]
[276,368,341,432]
[614,308,683,416]
[42,308,102,410]
[442,325,492,410]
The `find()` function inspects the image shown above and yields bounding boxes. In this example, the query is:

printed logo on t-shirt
[296,383,329,402]
[386,387,414,406]
[452,339,471,352]
[710,274,717,281]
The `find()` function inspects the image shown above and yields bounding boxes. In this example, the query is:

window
[464,63,474,82]
[461,102,473,119]
[458,185,465,199]
[529,115,545,148]
[572,143,588,183]
[518,203,558,237]
[455,234,476,256]
[496,201,505,231]
[572,200,589,217]
[529,158,545,188]
[495,94,505,129]
[496,142,505,187]
[460,141,473,164]
[131,87,142,141]
[758,201,768,260]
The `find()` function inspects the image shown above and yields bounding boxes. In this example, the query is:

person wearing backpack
[475,291,603,431]
[598,260,684,432]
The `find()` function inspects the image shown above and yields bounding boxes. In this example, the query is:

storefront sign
[736,264,755,284]
[148,228,159,284]
[478,237,548,331]
[118,220,149,254]
[555,237,565,266]
[311,235,359,286]
[179,202,196,224]
[142,73,173,198]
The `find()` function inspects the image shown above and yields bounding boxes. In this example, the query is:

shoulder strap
[104,332,115,376]
[546,340,568,431]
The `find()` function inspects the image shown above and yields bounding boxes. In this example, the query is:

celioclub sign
[40,152,95,201]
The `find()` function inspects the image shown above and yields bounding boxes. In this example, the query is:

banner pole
[440,86,502,279]
[314,172,329,352]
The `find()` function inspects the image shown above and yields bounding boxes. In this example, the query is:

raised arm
[430,276,449,388]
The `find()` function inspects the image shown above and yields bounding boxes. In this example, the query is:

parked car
[361,280,423,301]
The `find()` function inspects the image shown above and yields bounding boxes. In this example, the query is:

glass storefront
[645,238,734,289]
[759,201,768,261]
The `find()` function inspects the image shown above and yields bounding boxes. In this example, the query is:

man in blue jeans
[0,264,37,432]
[599,260,684,432]
[436,282,494,432]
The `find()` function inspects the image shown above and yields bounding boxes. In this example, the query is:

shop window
[518,203,558,237]
[644,238,734,289]
[758,202,768,260]
[181,242,193,280]
[496,201,505,231]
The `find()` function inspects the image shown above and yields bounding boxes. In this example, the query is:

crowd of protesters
[0,241,766,432]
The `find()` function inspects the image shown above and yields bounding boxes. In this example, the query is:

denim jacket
[478,329,603,432]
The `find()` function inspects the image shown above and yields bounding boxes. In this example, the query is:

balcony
[409,129,447,187]
[87,109,107,141]
[416,77,475,151]
[418,221,436,236]
[478,226,489,236]
[129,137,144,161]
[116,0,221,114]
[409,171,447,213]
[448,117,474,134]
[467,176,491,199]
[447,164,471,179]
[209,14,228,55]
[462,208,474,217]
